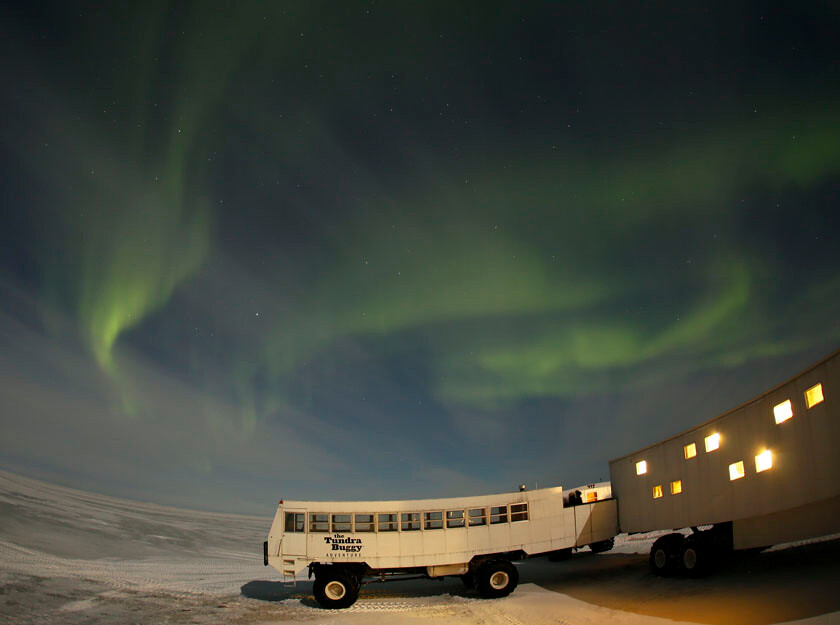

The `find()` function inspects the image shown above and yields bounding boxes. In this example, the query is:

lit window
[684,443,696,459]
[670,480,682,495]
[653,485,663,499]
[805,383,824,409]
[636,460,647,475]
[729,461,745,481]
[774,399,793,424]
[755,450,773,473]
[705,433,721,452]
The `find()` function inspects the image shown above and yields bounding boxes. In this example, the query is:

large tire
[476,559,519,599]
[649,533,684,576]
[682,534,714,577]
[313,567,360,609]
[589,538,614,553]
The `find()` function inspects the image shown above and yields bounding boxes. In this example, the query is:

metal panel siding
[422,528,446,556]
[591,499,619,541]
[467,524,491,551]
[509,519,531,545]
[400,531,422,557]
[573,506,592,545]
[610,350,840,534]
[733,494,840,549]
[444,526,468,554]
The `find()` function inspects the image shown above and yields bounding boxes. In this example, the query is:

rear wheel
[649,533,684,576]
[476,559,519,599]
[682,534,714,577]
[313,567,360,609]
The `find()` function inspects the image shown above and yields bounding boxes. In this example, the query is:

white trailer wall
[609,349,840,547]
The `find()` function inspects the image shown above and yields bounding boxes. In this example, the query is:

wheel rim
[325,581,347,600]
[683,548,697,570]
[489,571,509,590]
[654,548,667,569]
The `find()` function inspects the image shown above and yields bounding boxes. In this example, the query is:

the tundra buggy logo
[324,533,363,553]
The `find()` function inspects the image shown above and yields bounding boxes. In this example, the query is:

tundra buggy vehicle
[264,485,617,608]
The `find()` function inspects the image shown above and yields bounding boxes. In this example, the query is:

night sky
[1,2,839,514]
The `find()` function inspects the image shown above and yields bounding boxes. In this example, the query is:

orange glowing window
[684,443,696,459]
[805,384,824,409]
[636,460,648,475]
[774,399,793,424]
[653,485,663,499]
[729,461,745,481]
[704,433,721,452]
[755,450,773,473]
[670,480,682,495]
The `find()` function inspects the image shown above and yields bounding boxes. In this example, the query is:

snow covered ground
[1,469,839,624]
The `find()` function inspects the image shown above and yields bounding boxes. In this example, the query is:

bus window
[378,513,398,532]
[490,506,508,524]
[510,503,528,522]
[401,512,420,531]
[285,512,304,532]
[424,511,443,529]
[355,514,375,532]
[309,513,329,532]
[446,510,465,528]
[331,514,351,532]
[468,508,487,526]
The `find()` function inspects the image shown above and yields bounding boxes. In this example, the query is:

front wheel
[313,567,360,609]
[476,559,519,599]
[649,533,684,576]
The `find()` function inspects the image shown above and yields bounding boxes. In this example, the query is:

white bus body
[265,486,617,607]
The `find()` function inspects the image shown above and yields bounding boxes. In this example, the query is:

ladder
[281,558,297,587]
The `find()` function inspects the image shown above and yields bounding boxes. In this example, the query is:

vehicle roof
[277,485,564,512]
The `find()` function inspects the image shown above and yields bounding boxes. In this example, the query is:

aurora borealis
[1,2,839,513]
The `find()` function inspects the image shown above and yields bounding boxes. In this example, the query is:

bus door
[282,509,307,556]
